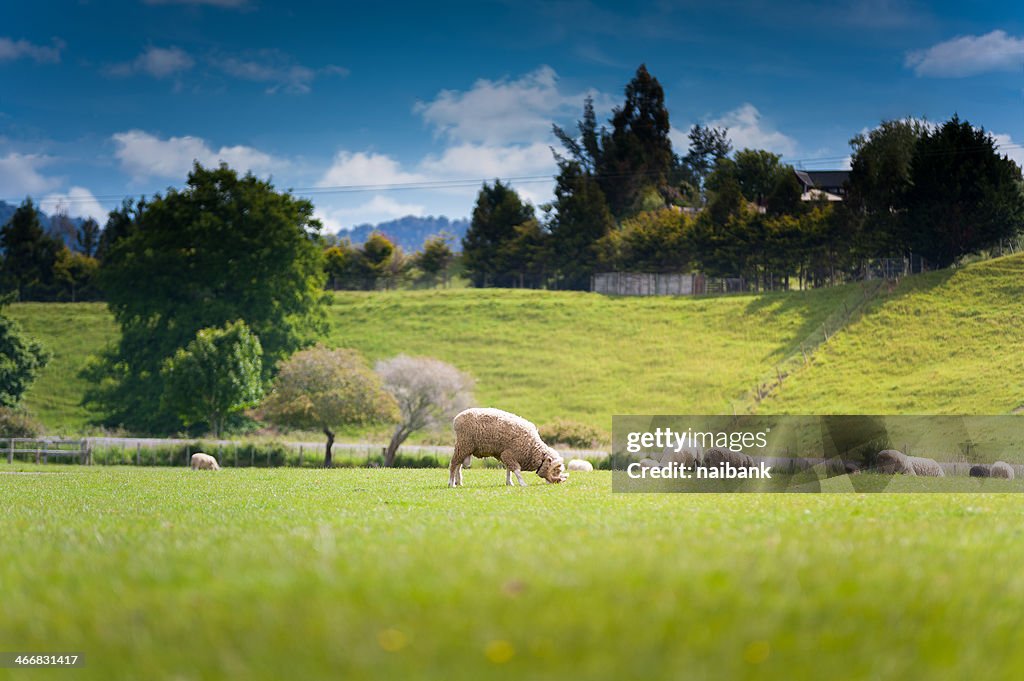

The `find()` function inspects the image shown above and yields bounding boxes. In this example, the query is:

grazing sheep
[638,457,660,469]
[449,408,567,487]
[567,458,594,472]
[990,461,1015,480]
[907,455,945,477]
[190,452,220,471]
[843,461,861,475]
[660,444,703,468]
[703,446,753,469]
[875,450,916,475]
[969,465,991,478]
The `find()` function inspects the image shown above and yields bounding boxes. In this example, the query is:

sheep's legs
[448,456,463,488]
[514,469,527,486]
[505,469,512,486]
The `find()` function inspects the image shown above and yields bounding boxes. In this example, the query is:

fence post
[299,445,304,468]
[186,445,191,467]
[35,443,41,465]
[136,443,141,466]
[234,448,238,468]
[7,438,12,464]
[266,448,271,468]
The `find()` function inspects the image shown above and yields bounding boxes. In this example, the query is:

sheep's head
[538,450,568,484]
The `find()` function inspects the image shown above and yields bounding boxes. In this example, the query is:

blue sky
[2,0,1023,231]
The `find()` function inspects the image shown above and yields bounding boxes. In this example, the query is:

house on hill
[794,169,850,202]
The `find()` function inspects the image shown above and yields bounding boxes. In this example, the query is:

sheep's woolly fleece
[449,408,567,487]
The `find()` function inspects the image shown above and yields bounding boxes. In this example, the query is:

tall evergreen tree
[598,65,675,217]
[903,115,1024,267]
[0,199,63,301]
[461,180,535,287]
[548,161,616,290]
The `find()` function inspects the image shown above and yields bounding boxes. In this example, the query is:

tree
[903,115,1024,268]
[684,124,732,195]
[76,218,101,257]
[765,169,804,217]
[161,321,264,437]
[553,95,603,174]
[548,160,616,289]
[598,65,675,216]
[52,248,100,302]
[598,208,694,272]
[415,233,455,287]
[375,355,474,467]
[462,181,535,287]
[261,346,397,468]
[0,199,63,301]
[95,199,139,262]
[324,240,362,290]
[84,163,327,432]
[847,118,928,256]
[0,296,51,407]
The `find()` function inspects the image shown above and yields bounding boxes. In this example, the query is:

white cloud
[0,152,61,197]
[316,195,426,233]
[704,103,799,158]
[212,50,347,94]
[111,130,281,180]
[0,37,64,64]
[415,65,611,145]
[107,46,194,79]
[40,187,108,223]
[906,30,1024,78]
[993,133,1024,170]
[418,142,556,180]
[317,151,424,188]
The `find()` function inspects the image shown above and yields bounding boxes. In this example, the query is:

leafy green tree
[261,345,397,467]
[415,233,456,287]
[548,160,616,289]
[847,118,928,256]
[0,199,63,301]
[324,240,362,290]
[95,199,139,262]
[599,209,694,272]
[76,218,101,257]
[161,321,264,437]
[904,115,1024,267]
[462,181,535,287]
[765,170,804,217]
[0,296,51,407]
[84,163,327,432]
[53,248,100,302]
[599,65,675,217]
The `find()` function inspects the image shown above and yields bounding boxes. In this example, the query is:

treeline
[460,66,1024,290]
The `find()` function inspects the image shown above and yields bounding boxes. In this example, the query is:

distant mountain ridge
[0,199,88,248]
[339,215,469,252]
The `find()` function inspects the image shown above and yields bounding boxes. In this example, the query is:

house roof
[794,170,850,190]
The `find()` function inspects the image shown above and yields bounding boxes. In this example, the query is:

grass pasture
[2,465,1024,680]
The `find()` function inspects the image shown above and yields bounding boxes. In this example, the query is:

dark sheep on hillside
[969,465,990,478]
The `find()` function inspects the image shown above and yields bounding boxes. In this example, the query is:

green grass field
[2,466,1023,681]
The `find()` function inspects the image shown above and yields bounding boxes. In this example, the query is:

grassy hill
[8,253,1024,435]
[758,254,1024,414]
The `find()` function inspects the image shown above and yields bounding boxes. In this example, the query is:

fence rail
[5,438,90,465]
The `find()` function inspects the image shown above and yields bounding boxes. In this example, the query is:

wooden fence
[5,438,90,465]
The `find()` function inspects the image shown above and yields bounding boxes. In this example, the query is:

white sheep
[567,458,594,472]
[703,446,753,469]
[659,443,703,468]
[907,455,945,477]
[990,461,1015,480]
[448,408,567,487]
[875,450,916,475]
[190,452,220,471]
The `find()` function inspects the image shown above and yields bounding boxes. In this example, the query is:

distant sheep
[567,459,594,472]
[969,465,991,478]
[875,450,916,475]
[638,458,660,469]
[190,452,220,471]
[449,408,567,487]
[704,446,753,469]
[660,444,703,468]
[990,461,1015,480]
[907,455,945,477]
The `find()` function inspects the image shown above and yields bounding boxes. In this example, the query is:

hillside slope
[758,254,1024,414]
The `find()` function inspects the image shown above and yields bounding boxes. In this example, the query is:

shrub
[538,419,602,449]
[0,406,43,437]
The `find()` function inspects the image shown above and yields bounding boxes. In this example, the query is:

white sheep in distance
[567,459,594,472]
[190,452,220,471]
[907,455,945,477]
[875,450,916,475]
[448,408,567,487]
[990,461,1016,480]
[703,446,754,469]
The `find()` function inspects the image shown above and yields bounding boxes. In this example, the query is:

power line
[6,143,1023,207]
